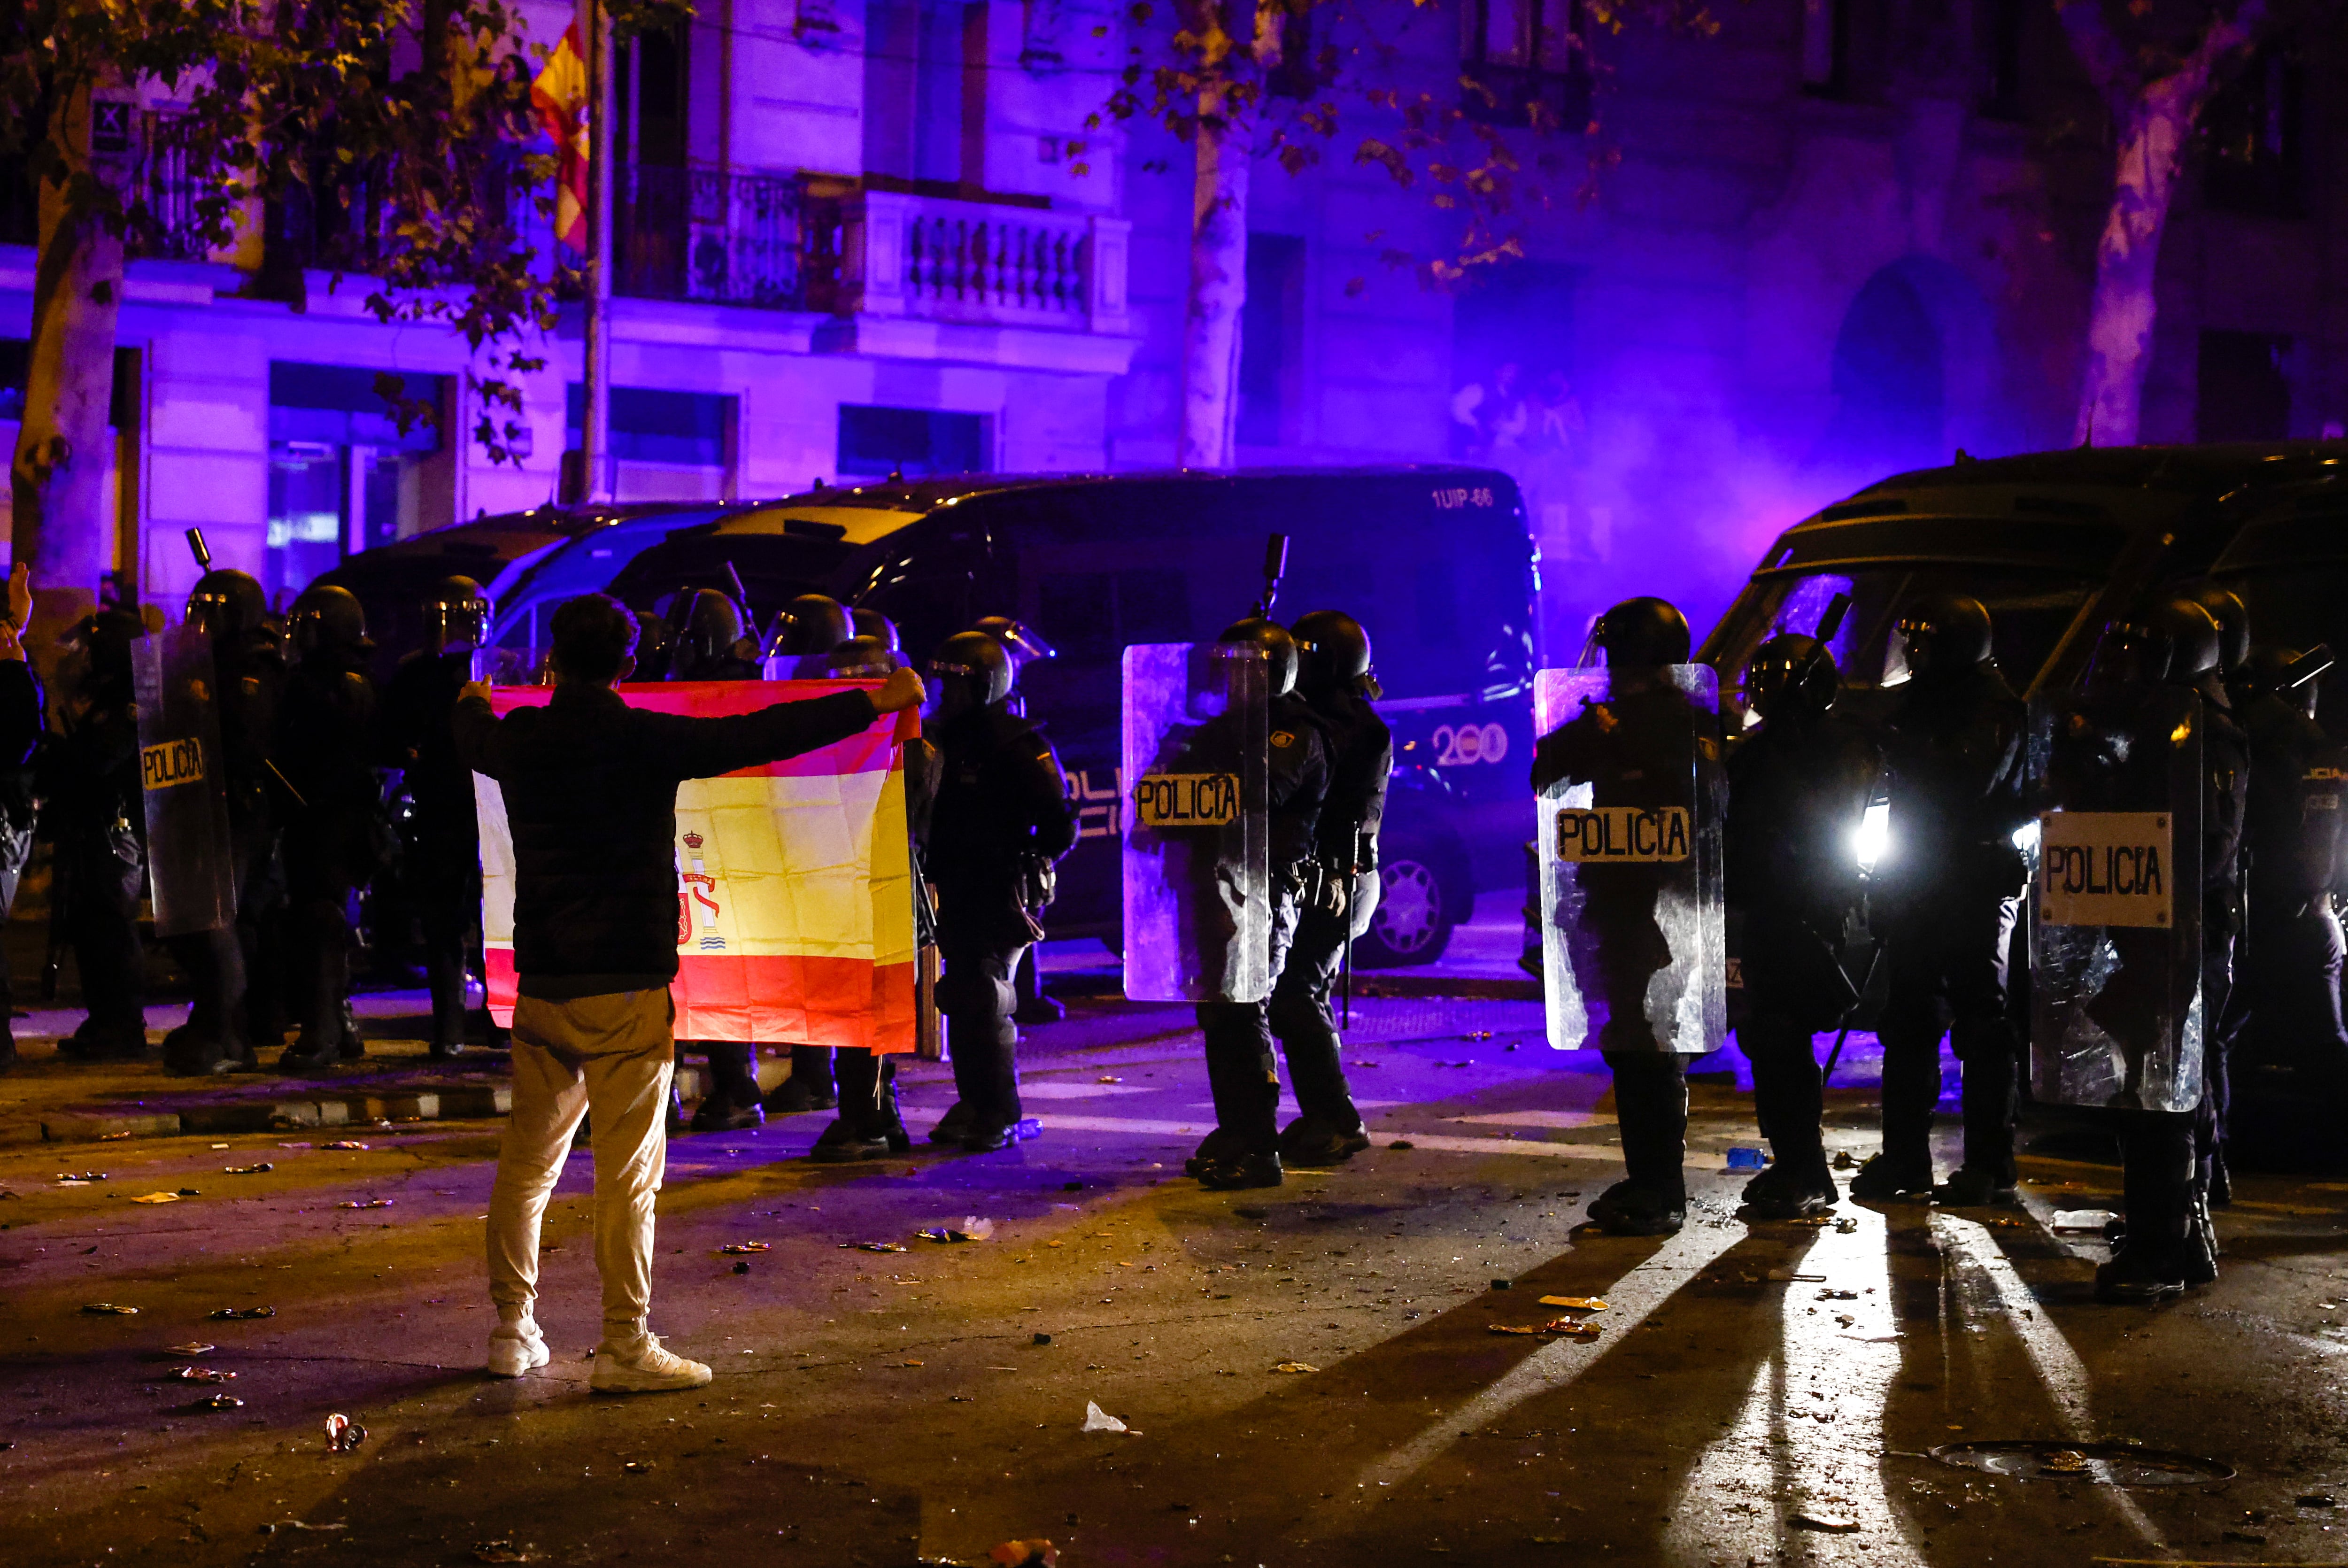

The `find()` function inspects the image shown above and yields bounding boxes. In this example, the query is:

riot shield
[2027,688,2204,1112]
[1533,664,1725,1054]
[132,624,236,938]
[1120,642,1271,1003]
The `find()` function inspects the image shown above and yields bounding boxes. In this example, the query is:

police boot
[162,1021,245,1078]
[1588,1180,1687,1236]
[1848,1151,1935,1202]
[809,1116,891,1162]
[0,1029,16,1072]
[1184,1125,1242,1177]
[2097,1113,2193,1304]
[61,1014,149,1061]
[763,1046,838,1113]
[961,1116,1038,1154]
[928,1100,975,1147]
[1279,1114,1373,1167]
[690,1045,766,1133]
[1933,1164,2019,1207]
[1740,1158,1838,1220]
[1196,1149,1283,1191]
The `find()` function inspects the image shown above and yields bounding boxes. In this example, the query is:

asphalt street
[5,988,2348,1568]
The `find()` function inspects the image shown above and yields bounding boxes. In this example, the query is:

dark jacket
[381,649,477,848]
[1724,710,1878,923]
[929,705,1078,943]
[453,681,879,997]
[276,657,383,890]
[1876,661,2031,905]
[2243,692,2347,911]
[1303,686,1391,869]
[0,658,42,848]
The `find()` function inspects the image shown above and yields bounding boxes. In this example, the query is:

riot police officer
[1854,594,2032,1206]
[1531,597,1715,1235]
[1725,632,1880,1217]
[47,606,151,1060]
[2187,582,2254,712]
[1264,610,1389,1166]
[0,567,39,1070]
[382,577,492,1058]
[971,616,1066,1026]
[162,568,290,1074]
[274,585,383,1071]
[662,588,770,1131]
[923,630,1080,1153]
[761,592,857,1114]
[2089,598,2244,1301]
[1185,618,1333,1191]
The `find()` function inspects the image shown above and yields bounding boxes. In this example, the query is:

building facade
[2,0,2341,636]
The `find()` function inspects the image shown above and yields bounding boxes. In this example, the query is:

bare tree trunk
[1181,77,1250,470]
[11,81,120,666]
[2060,0,2265,446]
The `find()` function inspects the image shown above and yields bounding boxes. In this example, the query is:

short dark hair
[551,593,639,684]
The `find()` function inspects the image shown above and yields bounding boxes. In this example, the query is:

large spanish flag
[476,681,919,1052]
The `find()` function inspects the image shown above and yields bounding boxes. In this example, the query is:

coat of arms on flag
[475,681,919,1052]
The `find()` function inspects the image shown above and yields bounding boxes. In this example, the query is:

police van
[1701,440,2348,1158]
[460,466,1540,966]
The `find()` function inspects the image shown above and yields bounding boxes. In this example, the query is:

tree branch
[2051,0,2137,118]
[2180,0,2270,98]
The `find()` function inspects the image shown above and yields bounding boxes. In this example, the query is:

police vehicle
[448,467,1539,966]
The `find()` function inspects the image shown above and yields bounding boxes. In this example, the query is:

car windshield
[1715,565,2096,717]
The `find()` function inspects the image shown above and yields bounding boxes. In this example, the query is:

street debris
[1932,1439,2234,1485]
[1767,1269,1827,1282]
[1462,1030,1495,1042]
[2299,1493,2338,1508]
[1388,1140,1415,1150]
[623,1460,652,1474]
[1726,1147,1768,1171]
[719,1242,771,1254]
[1831,1151,1856,1168]
[1490,1319,1602,1339]
[471,1541,531,1563]
[170,1367,236,1384]
[2053,1209,2122,1233]
[224,1164,273,1175]
[321,1141,370,1151]
[1032,1333,1053,1346]
[1790,1511,1860,1533]
[1491,1278,1514,1290]
[55,1173,106,1184]
[919,1218,996,1243]
[1538,1296,1607,1312]
[198,1393,245,1410]
[209,1306,277,1320]
[1081,1401,1133,1434]
[844,1242,909,1254]
[1835,1217,1859,1233]
[1817,1289,1860,1301]
[166,1343,216,1356]
[324,1413,366,1452]
[1271,1361,1319,1374]
[81,1303,138,1315]
[258,1521,347,1535]
[1097,1075,1123,1083]
[338,1198,394,1210]
[987,1541,1058,1568]
[2041,1449,2091,1474]
[132,1192,185,1204]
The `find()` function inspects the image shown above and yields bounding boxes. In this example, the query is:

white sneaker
[589,1331,712,1395]
[487,1320,549,1379]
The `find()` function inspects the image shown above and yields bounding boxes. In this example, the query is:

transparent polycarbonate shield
[2027,687,2205,1113]
[471,644,554,685]
[1120,642,1271,1003]
[1533,664,1725,1054]
[132,624,236,938]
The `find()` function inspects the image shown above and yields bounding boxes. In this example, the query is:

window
[266,361,446,604]
[836,405,989,479]
[2203,47,2302,218]
[1237,234,1306,449]
[1460,0,1590,129]
[2196,331,2292,442]
[1036,568,1189,663]
[564,385,738,501]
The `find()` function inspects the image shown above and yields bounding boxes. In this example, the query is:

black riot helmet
[850,607,903,658]
[669,588,758,680]
[2240,643,2320,717]
[1217,617,1300,698]
[58,606,144,707]
[631,610,673,682]
[828,633,898,677]
[2185,582,2251,673]
[424,576,488,654]
[928,629,1013,721]
[773,594,853,658]
[1291,610,1376,699]
[1746,633,1838,724]
[1593,597,1691,669]
[1891,593,1993,681]
[971,615,1057,673]
[287,584,372,664]
[2147,596,2223,687]
[187,568,268,641]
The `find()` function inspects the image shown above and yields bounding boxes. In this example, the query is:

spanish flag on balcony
[530,19,590,253]
[476,681,920,1053]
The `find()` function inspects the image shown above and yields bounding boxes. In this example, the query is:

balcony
[616,169,1135,372]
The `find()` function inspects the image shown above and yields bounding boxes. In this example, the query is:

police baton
[2288,643,2335,691]
[185,528,211,571]
[1251,534,1289,620]
[1819,938,1884,1086]
[1784,592,1852,693]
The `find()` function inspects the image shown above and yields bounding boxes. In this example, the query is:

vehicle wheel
[1356,855,1454,967]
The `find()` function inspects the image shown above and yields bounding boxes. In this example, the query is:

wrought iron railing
[617,163,803,308]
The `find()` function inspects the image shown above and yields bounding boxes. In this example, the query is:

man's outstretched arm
[653,666,927,780]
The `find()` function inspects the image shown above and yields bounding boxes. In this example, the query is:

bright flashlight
[1854,802,1891,872]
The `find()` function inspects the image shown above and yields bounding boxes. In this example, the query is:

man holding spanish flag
[456,594,924,1394]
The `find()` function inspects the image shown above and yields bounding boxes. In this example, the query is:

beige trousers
[486,988,675,1334]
